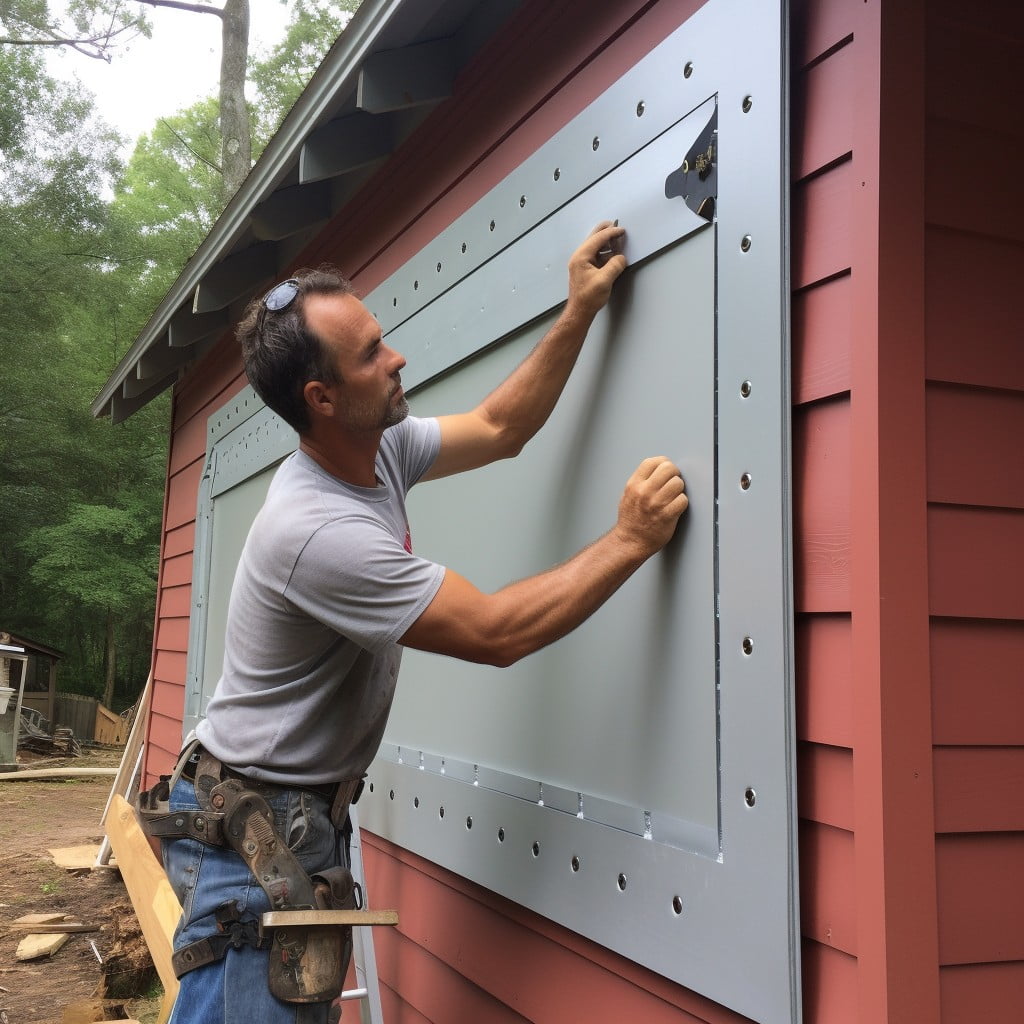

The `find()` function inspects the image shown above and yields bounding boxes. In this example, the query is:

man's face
[304,293,409,435]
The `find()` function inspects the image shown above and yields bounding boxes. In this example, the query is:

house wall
[922,1,1024,1019]
[140,0,1022,1019]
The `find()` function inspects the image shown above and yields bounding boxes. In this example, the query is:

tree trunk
[219,0,252,202]
[103,610,116,710]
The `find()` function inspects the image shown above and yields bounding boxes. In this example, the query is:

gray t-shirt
[195,415,444,786]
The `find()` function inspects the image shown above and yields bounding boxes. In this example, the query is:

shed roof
[92,0,522,423]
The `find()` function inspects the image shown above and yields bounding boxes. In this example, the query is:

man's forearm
[476,300,596,454]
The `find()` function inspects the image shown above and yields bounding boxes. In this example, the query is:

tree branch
[134,0,225,18]
[159,119,222,175]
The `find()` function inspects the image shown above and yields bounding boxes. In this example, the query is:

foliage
[0,1,359,709]
[0,1,148,60]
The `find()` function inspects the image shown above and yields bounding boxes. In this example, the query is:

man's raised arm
[421,221,627,482]
[401,456,687,666]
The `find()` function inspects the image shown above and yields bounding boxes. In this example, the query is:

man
[158,222,687,1023]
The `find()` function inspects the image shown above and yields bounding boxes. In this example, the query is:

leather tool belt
[137,742,363,1003]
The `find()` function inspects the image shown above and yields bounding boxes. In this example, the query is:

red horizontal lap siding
[930,619,1024,747]
[939,962,1024,1024]
[922,2,1024,1017]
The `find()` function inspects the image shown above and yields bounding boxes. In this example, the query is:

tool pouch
[268,866,359,1004]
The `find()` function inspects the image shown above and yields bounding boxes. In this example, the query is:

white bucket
[0,687,14,714]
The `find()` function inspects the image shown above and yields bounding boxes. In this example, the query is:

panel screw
[532,841,541,857]
[571,855,580,872]
[489,220,496,232]
[617,873,628,891]
[497,827,505,843]
[439,805,445,819]
[740,472,752,490]
[741,235,752,252]
[740,380,752,398]
[745,788,757,808]
[553,167,561,181]
[742,636,754,655]
[592,136,600,151]
[672,895,684,915]
[742,95,753,113]
[466,816,473,830]
[684,62,694,79]
[636,100,645,117]
[212,794,225,809]
[519,195,527,208]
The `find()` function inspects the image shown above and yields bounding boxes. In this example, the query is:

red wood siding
[923,1,1024,1016]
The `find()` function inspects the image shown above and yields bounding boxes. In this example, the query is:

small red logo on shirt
[404,524,413,553]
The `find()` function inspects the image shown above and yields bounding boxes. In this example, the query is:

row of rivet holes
[373,786,687,915]
[390,65,755,305]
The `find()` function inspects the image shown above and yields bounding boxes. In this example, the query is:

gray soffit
[92,0,523,423]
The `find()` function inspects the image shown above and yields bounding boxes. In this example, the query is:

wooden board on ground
[50,844,109,870]
[16,931,69,960]
[13,913,66,926]
[0,768,118,782]
[104,795,179,1022]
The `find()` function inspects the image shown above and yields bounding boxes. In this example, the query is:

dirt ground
[0,748,163,1024]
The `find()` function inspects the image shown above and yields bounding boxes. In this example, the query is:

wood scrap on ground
[49,844,114,870]
[0,767,118,782]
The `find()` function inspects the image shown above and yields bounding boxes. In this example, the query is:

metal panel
[184,0,795,1019]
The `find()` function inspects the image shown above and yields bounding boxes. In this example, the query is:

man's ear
[303,379,335,419]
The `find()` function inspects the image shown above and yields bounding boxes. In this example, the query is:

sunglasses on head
[256,278,300,331]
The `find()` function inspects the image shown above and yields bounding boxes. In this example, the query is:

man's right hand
[614,456,688,557]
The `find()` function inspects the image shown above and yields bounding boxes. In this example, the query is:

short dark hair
[237,267,356,433]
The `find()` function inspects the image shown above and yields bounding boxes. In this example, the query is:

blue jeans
[162,778,343,1024]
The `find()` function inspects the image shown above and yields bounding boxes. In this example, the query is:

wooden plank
[262,909,398,927]
[796,613,854,748]
[940,962,1024,1024]
[925,227,1024,392]
[792,39,855,181]
[798,820,857,957]
[49,845,104,870]
[793,398,852,612]
[791,158,854,290]
[933,747,1024,834]
[926,384,1024,508]
[10,922,98,933]
[935,833,1024,965]
[105,795,180,1010]
[15,932,69,960]
[0,768,117,781]
[798,741,854,832]
[931,618,1024,746]
[99,672,152,830]
[792,273,852,405]
[928,506,1024,620]
[14,912,66,925]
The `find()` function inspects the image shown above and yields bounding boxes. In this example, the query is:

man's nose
[387,346,406,373]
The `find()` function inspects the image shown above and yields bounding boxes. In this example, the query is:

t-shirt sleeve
[385,415,441,490]
[285,513,444,653]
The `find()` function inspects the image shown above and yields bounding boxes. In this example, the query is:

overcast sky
[47,0,293,151]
